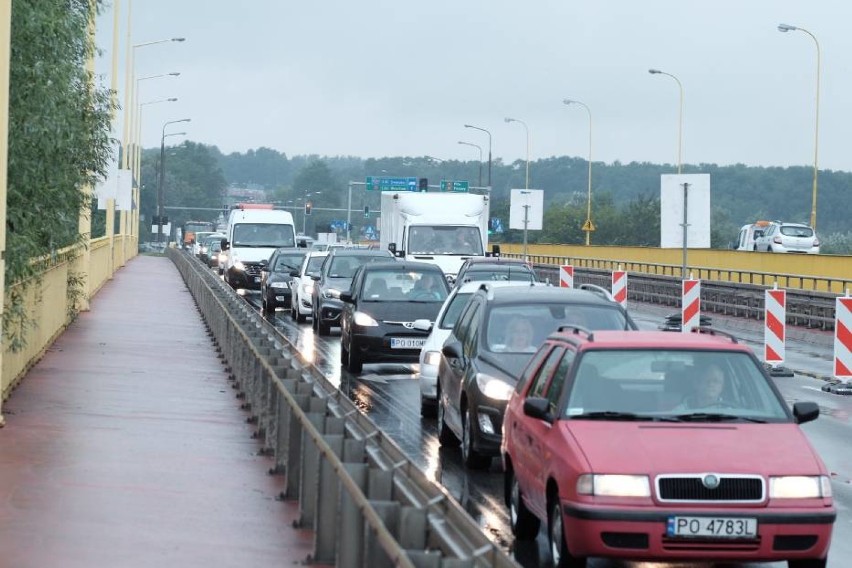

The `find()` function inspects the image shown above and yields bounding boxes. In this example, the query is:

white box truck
[220,206,297,290]
[379,191,495,281]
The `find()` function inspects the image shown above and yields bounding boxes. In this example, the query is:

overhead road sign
[366,176,418,192]
[440,180,470,192]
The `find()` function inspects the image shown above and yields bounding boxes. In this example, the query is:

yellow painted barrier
[500,244,852,293]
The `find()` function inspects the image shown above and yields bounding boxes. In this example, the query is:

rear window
[461,268,534,283]
[780,225,814,238]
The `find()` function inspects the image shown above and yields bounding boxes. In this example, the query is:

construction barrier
[764,288,786,365]
[560,265,574,288]
[835,296,852,379]
[612,269,627,307]
[682,279,701,333]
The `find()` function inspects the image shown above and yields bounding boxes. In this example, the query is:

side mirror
[339,291,353,303]
[413,319,432,332]
[289,269,300,277]
[220,239,229,251]
[441,340,462,359]
[259,259,269,267]
[491,244,501,256]
[523,397,554,423]
[311,274,321,281]
[388,242,397,254]
[792,401,819,425]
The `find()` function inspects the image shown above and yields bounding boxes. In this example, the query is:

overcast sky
[95,1,852,172]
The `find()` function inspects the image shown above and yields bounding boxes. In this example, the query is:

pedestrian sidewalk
[0,255,315,568]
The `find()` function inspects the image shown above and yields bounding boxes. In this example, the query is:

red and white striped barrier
[764,288,786,365]
[559,265,574,289]
[681,279,701,333]
[835,296,852,379]
[612,269,627,307]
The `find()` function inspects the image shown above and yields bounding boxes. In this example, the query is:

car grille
[243,262,263,277]
[657,475,764,502]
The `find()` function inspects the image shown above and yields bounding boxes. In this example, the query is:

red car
[502,328,835,568]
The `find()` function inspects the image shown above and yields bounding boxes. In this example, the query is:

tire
[420,396,437,418]
[788,559,827,568]
[296,308,306,324]
[318,318,331,336]
[262,296,274,317]
[462,406,491,470]
[346,337,363,374]
[340,340,348,365]
[507,466,541,540]
[549,495,586,568]
[437,389,460,447]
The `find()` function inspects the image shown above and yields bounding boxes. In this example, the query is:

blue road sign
[366,176,418,191]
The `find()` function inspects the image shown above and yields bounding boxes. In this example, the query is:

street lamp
[132,72,179,170]
[463,124,492,188]
[648,68,684,174]
[157,118,191,243]
[563,98,595,246]
[504,117,530,189]
[457,141,483,188]
[778,23,821,231]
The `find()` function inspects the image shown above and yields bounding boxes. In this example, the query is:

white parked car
[755,221,820,254]
[289,251,328,323]
[418,280,545,416]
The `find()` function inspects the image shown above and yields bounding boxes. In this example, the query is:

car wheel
[507,465,541,539]
[296,307,306,324]
[420,395,437,418]
[340,341,348,365]
[346,337,363,374]
[788,560,827,568]
[549,494,586,568]
[318,318,331,336]
[262,296,273,317]
[462,406,491,470]
[437,388,460,447]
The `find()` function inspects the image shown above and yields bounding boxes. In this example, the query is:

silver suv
[755,222,820,254]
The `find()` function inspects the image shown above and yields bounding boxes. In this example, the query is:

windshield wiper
[571,411,654,421]
[672,413,767,423]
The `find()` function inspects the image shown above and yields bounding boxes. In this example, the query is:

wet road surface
[248,290,850,568]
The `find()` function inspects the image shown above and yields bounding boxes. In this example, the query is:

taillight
[813,237,820,246]
[773,236,782,244]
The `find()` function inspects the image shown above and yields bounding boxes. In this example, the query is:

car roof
[547,329,752,353]
[359,260,443,273]
[462,257,528,266]
[476,285,620,306]
[327,249,393,257]
[273,247,304,253]
[455,280,538,294]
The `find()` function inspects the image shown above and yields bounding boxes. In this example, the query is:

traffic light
[418,178,428,192]
[304,201,312,215]
[364,205,370,217]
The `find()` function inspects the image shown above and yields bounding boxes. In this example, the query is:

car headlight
[423,350,441,367]
[323,288,341,299]
[233,260,246,271]
[353,311,378,327]
[218,253,227,262]
[577,474,651,497]
[270,281,289,289]
[475,372,514,401]
[770,476,831,499]
[302,282,314,294]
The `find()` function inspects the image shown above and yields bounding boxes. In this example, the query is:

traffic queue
[189,238,835,568]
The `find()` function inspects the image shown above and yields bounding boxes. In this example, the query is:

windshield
[274,253,305,271]
[362,269,449,302]
[232,223,296,248]
[486,304,629,353]
[305,255,326,275]
[564,350,789,421]
[440,292,473,328]
[407,225,483,255]
[460,267,534,284]
[328,255,389,278]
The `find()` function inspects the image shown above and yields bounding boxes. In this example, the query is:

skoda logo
[702,474,721,490]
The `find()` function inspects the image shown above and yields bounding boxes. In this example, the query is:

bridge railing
[171,248,520,568]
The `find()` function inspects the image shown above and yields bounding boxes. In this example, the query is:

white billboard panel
[660,174,711,249]
[95,157,118,210]
[509,189,544,231]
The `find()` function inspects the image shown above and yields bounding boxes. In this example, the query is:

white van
[221,208,297,290]
[734,220,772,251]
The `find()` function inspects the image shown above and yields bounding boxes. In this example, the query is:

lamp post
[563,98,595,246]
[158,118,190,243]
[504,117,530,189]
[457,141,482,188]
[778,23,821,231]
[463,124,492,188]
[132,72,179,170]
[648,68,684,174]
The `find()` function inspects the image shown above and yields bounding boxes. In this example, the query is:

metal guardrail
[168,248,520,568]
[518,256,839,331]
